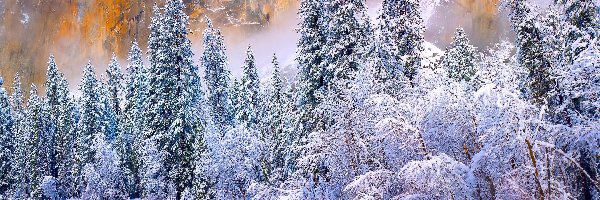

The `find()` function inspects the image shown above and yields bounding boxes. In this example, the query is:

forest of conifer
[0,0,598,199]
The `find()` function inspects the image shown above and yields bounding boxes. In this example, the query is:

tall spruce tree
[378,0,425,86]
[75,62,105,196]
[203,17,234,135]
[320,0,368,129]
[119,42,146,198]
[441,28,478,82]
[145,0,202,197]
[296,0,326,137]
[43,55,77,198]
[509,0,556,104]
[105,54,124,143]
[106,53,124,117]
[238,46,261,128]
[0,77,13,194]
[266,54,288,183]
[8,75,27,198]
[321,0,367,86]
[25,85,49,199]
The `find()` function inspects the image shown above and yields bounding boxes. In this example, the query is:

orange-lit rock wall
[0,0,296,92]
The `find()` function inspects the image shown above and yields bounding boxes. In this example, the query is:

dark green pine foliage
[43,55,77,198]
[119,42,146,198]
[75,62,105,196]
[106,53,124,117]
[230,78,242,118]
[145,0,203,197]
[25,85,49,199]
[99,79,118,152]
[238,46,261,128]
[321,0,368,128]
[8,75,27,198]
[509,0,556,105]
[296,0,326,137]
[203,17,234,135]
[266,54,288,183]
[321,0,367,87]
[441,28,478,82]
[560,0,599,64]
[378,0,424,85]
[0,77,13,194]
[105,53,124,143]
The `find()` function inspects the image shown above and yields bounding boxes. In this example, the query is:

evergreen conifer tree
[377,0,425,86]
[441,28,478,82]
[238,46,261,128]
[119,42,146,198]
[25,85,49,199]
[296,0,326,137]
[203,17,234,135]
[509,0,556,104]
[75,62,105,196]
[43,55,77,198]
[0,77,13,194]
[8,75,28,198]
[144,0,203,197]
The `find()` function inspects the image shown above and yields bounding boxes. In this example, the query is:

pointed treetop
[449,28,475,50]
[271,54,282,94]
[47,55,57,71]
[128,42,142,62]
[30,84,38,97]
[244,46,256,67]
[107,53,122,75]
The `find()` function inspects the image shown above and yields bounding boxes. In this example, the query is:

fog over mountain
[0,0,548,91]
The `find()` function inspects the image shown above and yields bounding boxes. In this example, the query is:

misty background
[0,0,550,92]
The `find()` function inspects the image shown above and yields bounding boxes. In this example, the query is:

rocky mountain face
[0,0,515,93]
[0,0,296,91]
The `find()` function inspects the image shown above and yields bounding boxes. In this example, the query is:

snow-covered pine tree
[230,78,241,118]
[42,55,77,198]
[25,85,49,199]
[559,0,599,64]
[144,0,202,197]
[8,75,27,198]
[377,0,403,82]
[321,0,367,88]
[508,0,556,105]
[0,77,13,195]
[119,42,146,198]
[265,54,287,184]
[296,0,326,138]
[377,0,424,86]
[105,54,124,142]
[289,0,372,197]
[441,28,478,82]
[237,46,261,129]
[99,78,119,146]
[203,17,234,135]
[106,53,124,117]
[75,62,105,196]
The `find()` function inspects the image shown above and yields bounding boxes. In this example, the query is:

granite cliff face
[0,0,511,92]
[0,0,296,91]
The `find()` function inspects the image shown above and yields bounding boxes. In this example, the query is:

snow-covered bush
[397,154,471,199]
